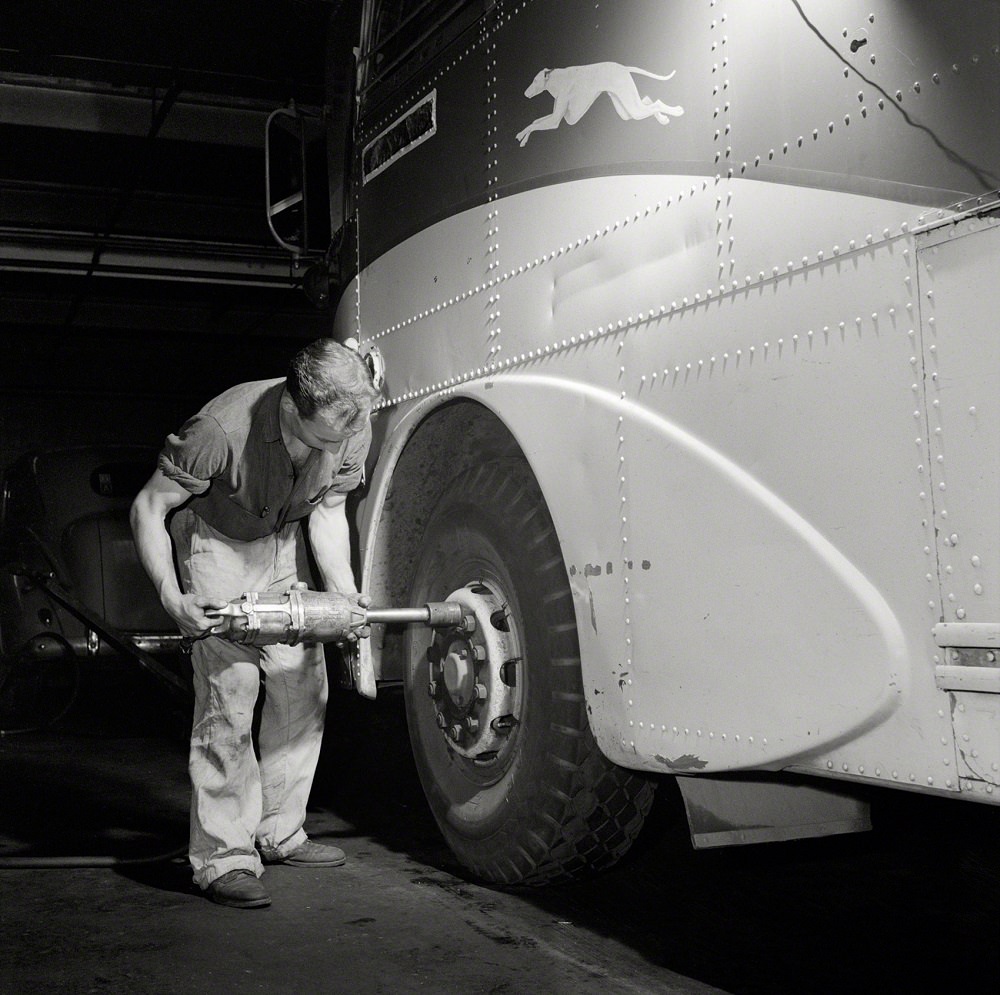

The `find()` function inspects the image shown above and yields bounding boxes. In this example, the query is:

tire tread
[408,457,655,888]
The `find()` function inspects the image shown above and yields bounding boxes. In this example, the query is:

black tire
[404,457,655,886]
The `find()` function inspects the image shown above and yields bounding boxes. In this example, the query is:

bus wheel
[404,457,655,886]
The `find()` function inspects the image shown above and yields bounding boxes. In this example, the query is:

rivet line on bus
[615,407,634,700]
[366,192,975,356]
[370,193,1000,414]
[376,287,909,413]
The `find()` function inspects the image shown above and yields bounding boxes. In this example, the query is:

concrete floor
[2,660,999,995]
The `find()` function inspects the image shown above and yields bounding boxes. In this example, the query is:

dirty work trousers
[171,507,328,889]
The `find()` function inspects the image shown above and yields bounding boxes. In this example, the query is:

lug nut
[464,716,480,734]
[435,711,447,729]
[449,724,463,742]
[473,645,487,662]
[474,683,487,701]
[427,681,438,697]
[500,659,518,687]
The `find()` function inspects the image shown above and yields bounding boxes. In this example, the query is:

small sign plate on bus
[362,90,437,184]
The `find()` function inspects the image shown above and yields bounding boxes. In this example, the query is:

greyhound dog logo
[516,62,684,146]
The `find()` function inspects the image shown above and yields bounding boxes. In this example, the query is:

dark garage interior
[2,3,1000,994]
[0,0,337,470]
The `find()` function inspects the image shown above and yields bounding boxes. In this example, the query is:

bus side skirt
[675,773,871,849]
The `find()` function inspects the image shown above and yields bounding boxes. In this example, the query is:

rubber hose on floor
[0,634,81,737]
[1,636,187,868]
[0,843,188,869]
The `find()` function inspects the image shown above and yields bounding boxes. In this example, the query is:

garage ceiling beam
[0,289,328,337]
[0,227,306,286]
[0,72,321,147]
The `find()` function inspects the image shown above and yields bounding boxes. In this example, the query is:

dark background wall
[0,0,342,470]
[0,320,325,470]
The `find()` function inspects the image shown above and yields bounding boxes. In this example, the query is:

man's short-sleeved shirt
[158,378,371,541]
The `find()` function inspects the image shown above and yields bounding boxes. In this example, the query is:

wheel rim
[422,580,525,768]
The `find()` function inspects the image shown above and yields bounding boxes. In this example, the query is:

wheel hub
[424,582,521,761]
[442,643,476,708]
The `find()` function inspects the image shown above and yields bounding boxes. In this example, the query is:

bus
[268,0,1000,886]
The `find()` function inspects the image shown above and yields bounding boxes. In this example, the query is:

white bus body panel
[339,0,1000,816]
[340,176,1000,797]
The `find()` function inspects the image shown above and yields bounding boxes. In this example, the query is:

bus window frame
[357,0,482,95]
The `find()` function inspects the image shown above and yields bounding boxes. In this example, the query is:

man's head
[285,339,380,448]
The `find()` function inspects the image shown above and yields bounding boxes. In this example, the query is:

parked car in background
[0,446,182,730]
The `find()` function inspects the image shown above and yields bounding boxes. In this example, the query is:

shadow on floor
[2,657,1000,995]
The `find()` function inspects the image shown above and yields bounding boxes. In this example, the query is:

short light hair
[286,338,380,430]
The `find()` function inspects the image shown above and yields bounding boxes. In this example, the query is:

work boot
[264,838,346,867]
[205,869,271,909]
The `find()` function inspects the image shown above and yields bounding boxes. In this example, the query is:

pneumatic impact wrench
[184,588,469,649]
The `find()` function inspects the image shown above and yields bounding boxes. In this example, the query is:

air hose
[0,634,186,869]
[0,633,81,737]
[0,844,188,869]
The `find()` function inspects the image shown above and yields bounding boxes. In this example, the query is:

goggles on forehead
[361,344,386,393]
[342,337,385,394]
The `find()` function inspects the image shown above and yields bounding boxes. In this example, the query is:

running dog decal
[516,62,684,146]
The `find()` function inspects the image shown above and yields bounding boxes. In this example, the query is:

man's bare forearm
[308,500,357,593]
[130,490,184,613]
